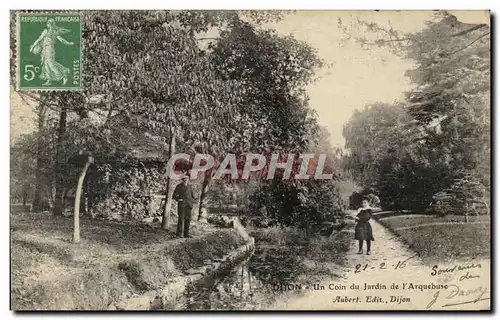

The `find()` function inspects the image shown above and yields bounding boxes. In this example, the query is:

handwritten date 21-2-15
[354,254,418,273]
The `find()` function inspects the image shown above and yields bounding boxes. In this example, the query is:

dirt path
[270,213,490,311]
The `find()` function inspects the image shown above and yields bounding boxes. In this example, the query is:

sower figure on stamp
[354,197,375,255]
[29,19,74,86]
[173,175,196,238]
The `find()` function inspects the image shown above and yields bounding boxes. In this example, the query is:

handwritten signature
[354,254,418,273]
[426,284,489,309]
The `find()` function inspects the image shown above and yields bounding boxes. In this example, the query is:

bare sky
[267,10,490,148]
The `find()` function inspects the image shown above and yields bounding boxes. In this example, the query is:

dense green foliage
[249,180,344,230]
[341,12,490,214]
[11,10,346,229]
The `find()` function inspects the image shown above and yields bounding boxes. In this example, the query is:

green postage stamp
[16,12,83,91]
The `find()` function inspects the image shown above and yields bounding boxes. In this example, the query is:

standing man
[172,174,195,238]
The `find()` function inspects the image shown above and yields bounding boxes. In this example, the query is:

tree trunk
[22,189,28,207]
[53,107,67,216]
[73,156,93,243]
[31,158,43,211]
[161,130,176,230]
[86,172,95,216]
[197,169,212,221]
[31,105,47,212]
[465,201,469,223]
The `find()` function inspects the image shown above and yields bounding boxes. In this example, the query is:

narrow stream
[178,243,309,310]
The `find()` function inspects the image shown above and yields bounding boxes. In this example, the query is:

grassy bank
[375,213,490,263]
[11,212,247,310]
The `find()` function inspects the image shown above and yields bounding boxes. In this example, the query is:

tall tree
[180,14,324,219]
[342,103,417,187]
[83,11,307,229]
[340,12,490,212]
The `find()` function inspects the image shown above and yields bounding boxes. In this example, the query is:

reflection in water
[180,244,308,310]
[181,259,266,310]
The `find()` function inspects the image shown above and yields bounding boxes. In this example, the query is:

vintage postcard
[10,10,491,311]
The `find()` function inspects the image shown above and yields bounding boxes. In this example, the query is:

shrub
[430,172,490,216]
[249,180,344,230]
